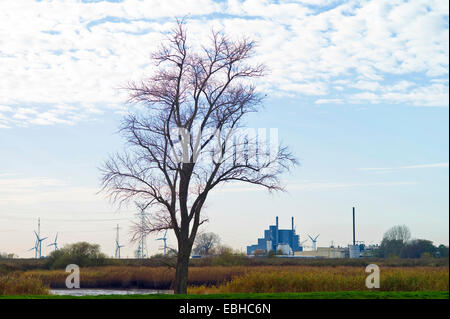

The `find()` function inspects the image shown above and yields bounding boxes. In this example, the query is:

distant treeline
[377,225,449,259]
[1,254,448,274]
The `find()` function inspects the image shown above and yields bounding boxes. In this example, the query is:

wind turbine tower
[114,224,124,259]
[31,218,47,258]
[48,233,59,251]
[29,243,38,258]
[308,234,320,251]
[156,230,168,256]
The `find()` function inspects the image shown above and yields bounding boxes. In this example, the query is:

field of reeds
[19,266,245,289]
[13,265,449,294]
[188,266,449,294]
[0,274,49,295]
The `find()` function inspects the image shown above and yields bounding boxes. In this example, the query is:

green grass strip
[1,291,448,299]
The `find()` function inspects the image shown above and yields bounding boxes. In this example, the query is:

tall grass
[0,274,49,295]
[18,265,449,293]
[20,266,250,289]
[188,266,449,294]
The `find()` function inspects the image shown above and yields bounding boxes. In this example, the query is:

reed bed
[0,274,49,295]
[19,266,251,289]
[19,265,449,293]
[188,266,449,294]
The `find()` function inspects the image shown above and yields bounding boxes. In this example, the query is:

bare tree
[193,232,220,256]
[383,225,411,243]
[100,20,297,294]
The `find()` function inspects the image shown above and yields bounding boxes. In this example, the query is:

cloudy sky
[0,0,448,257]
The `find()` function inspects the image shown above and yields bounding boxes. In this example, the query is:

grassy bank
[1,291,448,299]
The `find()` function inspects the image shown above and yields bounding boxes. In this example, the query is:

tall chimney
[352,207,356,246]
[276,216,279,228]
[291,217,294,231]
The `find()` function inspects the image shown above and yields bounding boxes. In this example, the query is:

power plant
[246,216,302,255]
[247,207,373,258]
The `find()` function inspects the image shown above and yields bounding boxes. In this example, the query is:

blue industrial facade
[247,216,302,255]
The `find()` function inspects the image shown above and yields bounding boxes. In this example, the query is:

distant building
[247,216,301,255]
[294,247,348,258]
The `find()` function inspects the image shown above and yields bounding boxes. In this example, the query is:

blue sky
[0,0,448,257]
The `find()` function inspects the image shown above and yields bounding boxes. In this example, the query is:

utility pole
[134,203,149,259]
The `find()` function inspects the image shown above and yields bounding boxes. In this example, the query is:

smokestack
[352,207,356,246]
[276,216,279,228]
[291,217,294,231]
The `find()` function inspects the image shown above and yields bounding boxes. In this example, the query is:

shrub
[45,242,107,269]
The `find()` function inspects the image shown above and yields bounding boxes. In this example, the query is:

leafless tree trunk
[100,19,297,294]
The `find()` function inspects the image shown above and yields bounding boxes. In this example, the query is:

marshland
[1,256,448,297]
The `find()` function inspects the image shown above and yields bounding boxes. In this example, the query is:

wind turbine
[31,218,47,258]
[29,244,38,258]
[308,234,320,251]
[299,239,308,246]
[34,230,47,258]
[156,230,168,256]
[47,233,58,251]
[114,224,124,259]
[115,239,124,259]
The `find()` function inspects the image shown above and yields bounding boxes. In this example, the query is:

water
[51,288,173,296]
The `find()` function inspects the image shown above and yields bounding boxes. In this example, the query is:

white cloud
[286,181,418,191]
[350,81,382,92]
[315,98,344,105]
[359,162,449,172]
[0,0,448,128]
[0,175,99,203]
[214,180,418,193]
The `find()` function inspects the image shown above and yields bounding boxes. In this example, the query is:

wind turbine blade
[164,230,167,238]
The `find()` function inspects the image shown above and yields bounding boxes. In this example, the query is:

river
[50,288,173,296]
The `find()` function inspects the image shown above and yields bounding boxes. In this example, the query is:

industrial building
[294,247,348,258]
[247,216,301,255]
[247,207,377,258]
